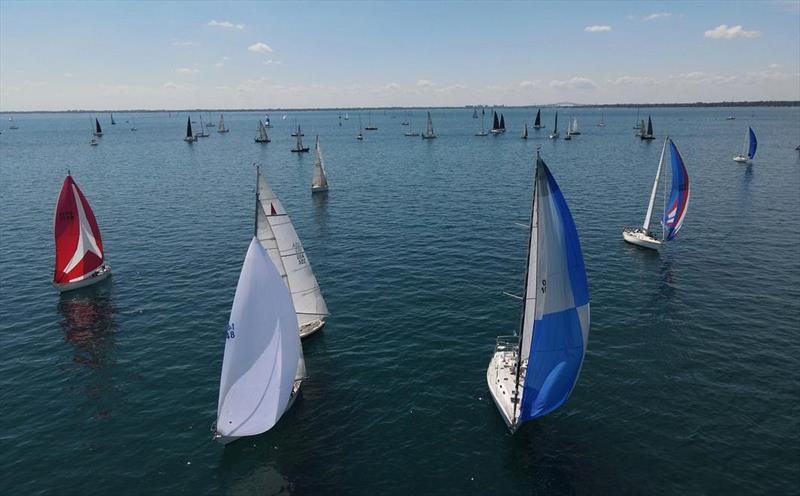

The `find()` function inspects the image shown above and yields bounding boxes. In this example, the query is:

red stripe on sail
[53,175,105,284]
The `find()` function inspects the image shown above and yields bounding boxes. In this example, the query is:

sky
[1,1,799,111]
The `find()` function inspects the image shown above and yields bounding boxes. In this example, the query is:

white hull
[54,264,111,292]
[184,137,196,142]
[487,346,521,432]
[299,318,325,338]
[421,134,436,139]
[622,229,662,250]
[311,186,328,194]
[548,133,559,139]
[733,155,749,163]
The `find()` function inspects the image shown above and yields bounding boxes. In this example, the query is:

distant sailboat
[633,107,641,129]
[53,172,111,292]
[533,109,543,129]
[421,111,436,139]
[564,117,572,140]
[265,114,272,128]
[217,114,229,133]
[733,127,757,163]
[291,125,309,152]
[472,108,479,119]
[475,108,488,136]
[598,112,605,127]
[130,118,137,131]
[490,111,502,134]
[8,116,19,129]
[94,118,103,137]
[640,116,655,140]
[636,119,645,137]
[521,121,528,139]
[365,111,378,130]
[344,113,350,120]
[623,137,690,250]
[291,122,304,137]
[212,237,304,445]
[548,112,560,139]
[401,111,409,126]
[487,150,590,433]
[311,136,329,193]
[255,120,270,143]
[184,116,197,142]
[110,113,116,125]
[357,116,364,140]
[89,119,98,146]
[500,114,506,133]
[206,113,215,127]
[570,117,580,135]
[256,166,329,337]
[195,115,210,138]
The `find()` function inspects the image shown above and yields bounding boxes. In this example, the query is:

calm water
[1,107,799,495]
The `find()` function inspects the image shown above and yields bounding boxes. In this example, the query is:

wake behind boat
[487,150,590,433]
[623,137,690,250]
[213,237,305,445]
[53,172,111,292]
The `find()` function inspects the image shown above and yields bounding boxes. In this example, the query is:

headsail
[186,116,193,138]
[53,174,105,284]
[646,116,653,137]
[518,155,590,422]
[500,114,506,130]
[255,169,328,330]
[215,238,302,440]
[748,127,757,159]
[534,109,541,127]
[662,140,690,241]
[312,136,328,191]
[95,118,102,135]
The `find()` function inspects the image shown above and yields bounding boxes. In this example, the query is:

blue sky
[1,1,798,110]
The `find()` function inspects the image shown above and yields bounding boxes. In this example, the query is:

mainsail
[256,120,269,142]
[312,136,329,191]
[646,116,653,137]
[218,114,227,133]
[53,174,105,284]
[662,140,690,241]
[492,111,500,131]
[534,109,541,127]
[255,168,328,334]
[215,237,302,441]
[95,118,103,135]
[186,117,193,139]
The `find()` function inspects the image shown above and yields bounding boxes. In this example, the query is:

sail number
[293,242,306,265]
[226,323,236,339]
[541,279,547,293]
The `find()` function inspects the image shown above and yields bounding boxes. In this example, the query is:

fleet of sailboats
[733,127,757,163]
[255,166,329,337]
[487,150,590,433]
[53,172,111,292]
[623,137,690,250]
[311,136,329,193]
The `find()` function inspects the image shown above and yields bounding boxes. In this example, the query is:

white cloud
[669,71,737,85]
[550,77,598,90]
[416,79,435,87]
[643,12,671,21]
[610,75,657,85]
[248,42,273,53]
[208,20,244,30]
[436,84,466,93]
[171,41,195,47]
[704,24,760,39]
[383,82,401,90]
[584,25,612,32]
[519,80,540,88]
[176,67,199,75]
[263,59,282,65]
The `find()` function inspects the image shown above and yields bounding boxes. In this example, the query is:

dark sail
[500,114,505,130]
[95,118,102,134]
[554,111,558,131]
[186,116,193,138]
[492,111,500,130]
[534,109,541,126]
[646,116,653,136]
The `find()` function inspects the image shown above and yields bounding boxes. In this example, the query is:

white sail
[215,237,302,441]
[642,138,668,235]
[257,120,269,141]
[426,112,434,136]
[256,169,328,333]
[218,114,226,132]
[312,136,328,191]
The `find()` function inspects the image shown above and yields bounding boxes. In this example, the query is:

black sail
[492,111,500,130]
[534,109,541,126]
[95,118,102,134]
[186,116,193,138]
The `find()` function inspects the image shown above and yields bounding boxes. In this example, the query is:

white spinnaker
[312,137,328,189]
[256,171,328,327]
[216,237,302,438]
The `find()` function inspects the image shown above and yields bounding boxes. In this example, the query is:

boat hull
[421,134,437,139]
[311,186,328,194]
[291,147,310,153]
[622,229,662,250]
[548,133,559,139]
[487,345,521,433]
[733,155,749,163]
[299,318,326,338]
[54,263,111,292]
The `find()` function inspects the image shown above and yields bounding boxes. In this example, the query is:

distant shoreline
[2,101,798,113]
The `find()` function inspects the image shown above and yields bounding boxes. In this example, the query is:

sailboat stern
[487,337,522,431]
[622,227,662,250]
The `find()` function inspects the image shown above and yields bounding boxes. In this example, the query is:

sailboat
[533,109,543,129]
[521,121,528,140]
[598,112,605,127]
[473,108,479,119]
[94,118,103,137]
[206,113,215,127]
[195,115,210,138]
[487,150,590,433]
[633,107,641,129]
[636,119,645,137]
[548,112,560,139]
[401,111,410,126]
[365,111,378,130]
[490,111,502,134]
[8,116,19,129]
[733,127,757,163]
[89,119,98,146]
[212,237,305,445]
[344,113,349,120]
[475,108,488,136]
[290,123,304,137]
[421,111,436,139]
[255,166,329,337]
[500,114,506,133]
[265,114,272,128]
[564,117,572,141]
[640,116,655,140]
[184,116,197,142]
[217,114,229,133]
[357,116,364,140]
[311,136,329,193]
[255,120,270,143]
[130,118,137,131]
[291,125,309,152]
[110,113,116,125]
[53,172,112,292]
[570,117,580,135]
[623,137,690,250]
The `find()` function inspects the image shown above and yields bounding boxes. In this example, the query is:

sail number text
[541,279,547,294]
[226,323,236,339]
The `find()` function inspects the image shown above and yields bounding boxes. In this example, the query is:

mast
[643,137,669,234]
[741,128,748,157]
[554,111,558,132]
[513,149,541,423]
[254,165,260,236]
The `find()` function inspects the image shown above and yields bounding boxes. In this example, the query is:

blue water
[1,107,799,495]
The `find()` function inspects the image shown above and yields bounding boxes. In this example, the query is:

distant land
[3,100,798,114]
